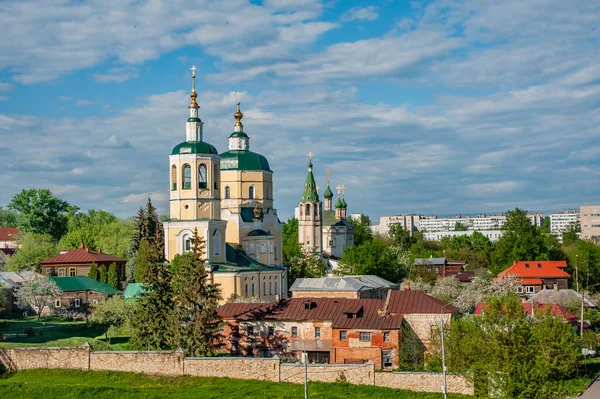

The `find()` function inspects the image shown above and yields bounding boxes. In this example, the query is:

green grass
[564,357,600,395]
[0,369,474,398]
[0,316,131,351]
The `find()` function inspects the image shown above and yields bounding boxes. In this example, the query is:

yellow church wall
[225,220,241,244]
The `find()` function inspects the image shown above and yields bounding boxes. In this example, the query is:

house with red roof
[216,289,457,369]
[496,260,570,296]
[40,245,126,281]
[0,227,20,256]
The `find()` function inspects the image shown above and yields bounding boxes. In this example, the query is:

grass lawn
[0,369,474,398]
[0,316,130,350]
[564,357,600,395]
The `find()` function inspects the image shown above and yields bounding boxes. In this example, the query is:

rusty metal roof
[386,290,458,314]
[40,247,126,265]
[0,228,19,242]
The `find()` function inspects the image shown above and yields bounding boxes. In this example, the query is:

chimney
[513,260,517,265]
[98,248,102,254]
[79,244,84,249]
[85,248,89,253]
[402,281,410,291]
[275,294,280,303]
[353,276,361,281]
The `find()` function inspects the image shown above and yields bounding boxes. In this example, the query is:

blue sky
[1,0,599,222]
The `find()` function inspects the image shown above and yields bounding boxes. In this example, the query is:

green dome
[220,150,271,171]
[335,198,343,208]
[229,131,249,138]
[341,197,347,208]
[171,141,218,155]
[324,185,333,198]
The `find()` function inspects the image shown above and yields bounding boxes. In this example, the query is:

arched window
[198,164,207,189]
[314,206,318,216]
[305,204,310,215]
[213,168,218,189]
[299,207,303,216]
[213,230,221,256]
[266,186,271,200]
[182,164,191,189]
[249,186,255,199]
[171,165,177,190]
[261,243,266,254]
[224,186,230,199]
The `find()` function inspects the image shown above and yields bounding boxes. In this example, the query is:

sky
[1,0,599,222]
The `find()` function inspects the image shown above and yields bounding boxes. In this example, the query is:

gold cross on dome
[236,91,241,105]
[341,184,346,196]
[325,168,331,185]
[308,152,313,161]
[336,184,342,196]
[191,65,197,77]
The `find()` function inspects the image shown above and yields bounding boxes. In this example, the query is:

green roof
[341,197,347,208]
[322,210,353,227]
[171,141,218,155]
[49,276,121,295]
[229,131,249,138]
[220,150,271,171]
[301,163,319,203]
[207,244,285,273]
[335,198,343,208]
[240,207,263,223]
[187,117,202,123]
[124,283,147,300]
[324,185,333,198]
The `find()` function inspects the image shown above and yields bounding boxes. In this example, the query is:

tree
[59,209,117,250]
[8,189,75,240]
[107,262,120,290]
[98,265,108,284]
[90,295,131,343]
[169,230,222,356]
[564,239,600,292]
[88,263,99,280]
[5,233,58,272]
[337,237,401,282]
[282,217,303,265]
[15,275,62,319]
[288,252,326,285]
[95,219,134,259]
[134,239,153,283]
[454,221,468,231]
[491,208,549,275]
[129,199,165,281]
[0,287,9,315]
[349,214,372,246]
[0,206,18,228]
[541,216,551,234]
[388,224,416,252]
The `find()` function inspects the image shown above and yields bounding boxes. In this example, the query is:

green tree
[95,219,134,259]
[0,206,18,227]
[491,208,549,275]
[8,189,75,240]
[5,233,58,272]
[129,199,165,281]
[107,262,120,290]
[282,217,303,265]
[388,224,416,252]
[349,214,372,246]
[59,209,117,250]
[288,252,326,285]
[88,263,99,280]
[0,287,9,315]
[90,295,131,343]
[454,221,468,231]
[337,237,401,282]
[134,239,153,283]
[541,216,551,234]
[564,239,600,292]
[15,275,62,319]
[562,223,580,246]
[98,265,108,284]
[169,230,222,356]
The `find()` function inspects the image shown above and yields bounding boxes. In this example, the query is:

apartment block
[550,210,579,239]
[580,205,600,241]
[378,214,422,237]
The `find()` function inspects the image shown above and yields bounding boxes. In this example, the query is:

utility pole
[440,303,452,399]
[302,351,308,399]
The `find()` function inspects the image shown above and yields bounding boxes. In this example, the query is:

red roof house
[40,245,126,280]
[0,228,20,253]
[496,260,570,296]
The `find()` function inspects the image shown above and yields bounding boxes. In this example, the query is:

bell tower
[298,153,323,255]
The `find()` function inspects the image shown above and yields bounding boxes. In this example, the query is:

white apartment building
[423,230,504,242]
[382,213,543,233]
[378,214,422,237]
[550,210,579,239]
[581,205,600,241]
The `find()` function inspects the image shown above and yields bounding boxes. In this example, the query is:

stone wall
[185,357,279,381]
[376,371,474,395]
[280,362,375,385]
[90,350,184,375]
[0,346,473,395]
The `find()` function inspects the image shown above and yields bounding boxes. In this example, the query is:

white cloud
[93,67,139,83]
[0,82,13,93]
[340,6,379,22]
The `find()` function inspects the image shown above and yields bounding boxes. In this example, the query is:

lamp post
[440,302,454,399]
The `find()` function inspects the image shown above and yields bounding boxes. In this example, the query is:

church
[162,67,287,303]
[297,157,354,262]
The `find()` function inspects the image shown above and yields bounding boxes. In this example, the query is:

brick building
[40,245,126,281]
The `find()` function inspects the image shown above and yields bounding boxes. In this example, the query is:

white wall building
[550,210,579,239]
[423,230,505,242]
[378,215,422,237]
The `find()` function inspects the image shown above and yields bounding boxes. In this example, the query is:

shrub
[24,327,36,337]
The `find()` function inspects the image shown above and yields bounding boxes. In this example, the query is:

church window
[249,186,255,199]
[213,167,218,189]
[274,247,278,261]
[314,206,318,216]
[305,204,310,215]
[249,244,255,255]
[266,186,271,200]
[198,164,207,189]
[182,164,191,189]
[185,239,191,252]
[263,282,266,295]
[213,230,221,256]
[261,243,266,254]
[269,282,272,295]
[225,186,230,199]
[171,165,177,190]
[299,207,303,216]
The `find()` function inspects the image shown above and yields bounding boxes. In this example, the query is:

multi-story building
[378,215,421,237]
[417,213,542,232]
[550,210,579,240]
[580,206,600,241]
[423,230,504,242]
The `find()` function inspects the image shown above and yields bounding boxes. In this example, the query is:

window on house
[182,164,191,189]
[224,186,230,199]
[516,286,523,293]
[249,244,255,255]
[249,186,255,199]
[74,298,81,308]
[58,268,65,277]
[340,331,347,341]
[171,165,177,190]
[54,299,61,308]
[275,281,278,294]
[315,327,321,338]
[268,327,274,336]
[69,267,76,276]
[526,286,535,293]
[291,327,298,336]
[247,326,254,336]
[359,332,371,342]
[198,164,207,189]
[305,204,310,215]
[384,332,390,342]
[329,239,333,247]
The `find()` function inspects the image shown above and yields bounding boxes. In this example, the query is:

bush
[24,327,36,337]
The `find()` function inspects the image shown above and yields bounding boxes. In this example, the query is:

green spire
[335,197,343,208]
[324,185,333,198]
[301,154,319,203]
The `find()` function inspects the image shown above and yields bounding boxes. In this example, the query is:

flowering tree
[15,275,62,319]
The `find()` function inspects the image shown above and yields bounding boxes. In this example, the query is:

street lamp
[440,302,454,399]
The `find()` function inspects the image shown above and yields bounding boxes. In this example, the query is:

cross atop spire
[325,168,331,186]
[336,184,342,196]
[308,152,313,160]
[233,91,244,132]
[189,65,199,109]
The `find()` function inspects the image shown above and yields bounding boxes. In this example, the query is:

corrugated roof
[218,298,403,330]
[49,276,121,294]
[521,278,543,285]
[41,247,126,265]
[414,257,446,266]
[386,290,458,314]
[124,283,147,299]
[290,275,397,292]
[0,228,19,241]
[0,271,41,288]
[497,260,570,279]
[527,289,598,308]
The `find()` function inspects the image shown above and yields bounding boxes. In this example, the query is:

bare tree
[15,275,62,319]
